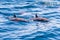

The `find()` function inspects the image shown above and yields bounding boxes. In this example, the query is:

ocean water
[0,0,60,40]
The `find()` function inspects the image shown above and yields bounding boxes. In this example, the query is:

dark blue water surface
[0,0,60,40]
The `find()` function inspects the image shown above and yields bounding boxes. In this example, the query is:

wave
[0,0,60,40]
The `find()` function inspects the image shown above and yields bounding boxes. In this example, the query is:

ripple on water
[0,0,60,40]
